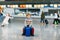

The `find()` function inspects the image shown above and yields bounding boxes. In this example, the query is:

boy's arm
[10,16,14,19]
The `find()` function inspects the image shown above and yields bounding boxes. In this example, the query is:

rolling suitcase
[45,19,48,24]
[25,27,31,36]
[31,27,34,36]
[22,27,26,36]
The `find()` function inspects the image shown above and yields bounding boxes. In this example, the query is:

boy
[1,13,13,27]
[22,13,34,36]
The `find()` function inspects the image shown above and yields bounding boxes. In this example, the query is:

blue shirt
[0,13,3,17]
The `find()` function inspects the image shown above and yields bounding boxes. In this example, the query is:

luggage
[25,27,31,36]
[22,25,34,36]
[22,27,26,36]
[31,27,34,36]
[45,19,48,24]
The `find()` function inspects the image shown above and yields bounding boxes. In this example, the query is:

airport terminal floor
[0,19,60,40]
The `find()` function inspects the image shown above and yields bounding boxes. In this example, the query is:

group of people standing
[40,11,60,25]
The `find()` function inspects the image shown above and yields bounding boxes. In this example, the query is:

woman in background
[40,11,45,24]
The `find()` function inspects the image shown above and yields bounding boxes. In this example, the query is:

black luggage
[45,19,48,24]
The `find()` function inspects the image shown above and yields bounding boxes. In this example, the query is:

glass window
[38,4,41,8]
[28,9,40,16]
[54,4,57,8]
[7,5,13,8]
[28,4,32,8]
[50,4,54,6]
[58,4,60,6]
[26,4,32,8]
[49,9,58,16]
[40,4,44,8]
[34,4,38,8]
[7,5,10,7]
[0,5,6,8]
[7,5,18,8]
[26,5,29,8]
[50,4,54,8]
[0,0,4,1]
[44,4,48,6]
[57,4,60,8]
[34,4,41,8]
[19,4,26,8]
[44,4,48,8]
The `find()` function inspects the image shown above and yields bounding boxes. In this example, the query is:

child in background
[1,13,13,27]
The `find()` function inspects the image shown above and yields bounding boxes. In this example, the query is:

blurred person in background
[1,13,13,27]
[40,11,45,24]
[0,9,3,22]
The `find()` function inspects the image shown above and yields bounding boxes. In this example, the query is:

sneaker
[1,25,5,27]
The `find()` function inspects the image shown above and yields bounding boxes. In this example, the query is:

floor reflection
[0,20,60,40]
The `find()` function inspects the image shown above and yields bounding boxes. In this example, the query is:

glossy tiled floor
[0,19,60,40]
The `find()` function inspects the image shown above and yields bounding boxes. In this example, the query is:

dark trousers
[40,19,45,23]
[8,19,11,23]
[53,19,59,24]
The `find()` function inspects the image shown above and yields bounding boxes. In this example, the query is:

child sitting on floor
[22,13,34,36]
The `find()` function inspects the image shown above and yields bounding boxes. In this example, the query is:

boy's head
[26,20,32,25]
[6,13,10,16]
[26,13,31,18]
[55,12,57,13]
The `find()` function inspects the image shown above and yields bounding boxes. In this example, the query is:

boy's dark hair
[26,13,31,17]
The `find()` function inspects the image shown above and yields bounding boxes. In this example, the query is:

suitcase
[25,27,31,36]
[31,27,34,36]
[22,25,30,36]
[22,27,26,36]
[45,19,48,24]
